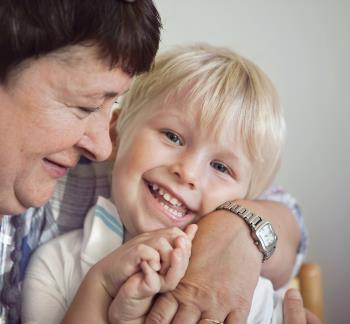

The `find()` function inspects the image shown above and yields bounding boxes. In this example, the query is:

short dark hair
[0,0,161,83]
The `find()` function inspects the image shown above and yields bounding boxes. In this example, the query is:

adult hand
[146,210,262,324]
[284,288,321,324]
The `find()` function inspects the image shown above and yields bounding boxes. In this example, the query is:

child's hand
[158,225,196,292]
[105,224,197,324]
[108,261,161,324]
[92,224,198,300]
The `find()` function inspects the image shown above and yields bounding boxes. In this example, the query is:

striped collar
[80,196,124,267]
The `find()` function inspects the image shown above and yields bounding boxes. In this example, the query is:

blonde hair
[117,44,285,198]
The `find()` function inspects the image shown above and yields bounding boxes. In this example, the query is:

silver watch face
[257,223,277,250]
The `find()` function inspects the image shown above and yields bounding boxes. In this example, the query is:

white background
[155,1,350,323]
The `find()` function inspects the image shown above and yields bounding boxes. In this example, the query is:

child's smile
[112,95,252,240]
[148,182,190,219]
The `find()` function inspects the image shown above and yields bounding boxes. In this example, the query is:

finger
[145,292,178,324]
[184,224,198,241]
[171,303,201,324]
[135,244,161,272]
[224,311,247,324]
[160,248,188,292]
[283,288,306,324]
[140,261,161,295]
[199,319,226,324]
[173,235,193,260]
[305,309,322,324]
[154,237,174,275]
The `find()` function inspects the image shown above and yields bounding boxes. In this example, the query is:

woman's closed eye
[77,106,100,114]
[162,130,184,146]
[74,106,100,119]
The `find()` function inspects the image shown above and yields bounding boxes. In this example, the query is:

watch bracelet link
[215,201,276,262]
[217,201,263,229]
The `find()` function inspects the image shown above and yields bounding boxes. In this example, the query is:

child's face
[112,95,253,240]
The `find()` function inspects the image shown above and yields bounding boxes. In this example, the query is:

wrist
[197,210,263,266]
[88,261,116,299]
[215,200,278,262]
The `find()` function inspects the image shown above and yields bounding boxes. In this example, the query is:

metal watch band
[216,201,277,262]
[217,201,263,229]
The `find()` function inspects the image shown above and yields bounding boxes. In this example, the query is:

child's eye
[164,130,183,146]
[210,161,230,174]
[112,99,120,110]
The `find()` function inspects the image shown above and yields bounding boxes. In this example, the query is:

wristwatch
[216,201,277,262]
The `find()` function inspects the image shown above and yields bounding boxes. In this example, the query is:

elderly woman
[0,1,160,322]
[0,0,316,323]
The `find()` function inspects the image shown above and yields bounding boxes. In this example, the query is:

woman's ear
[108,110,120,161]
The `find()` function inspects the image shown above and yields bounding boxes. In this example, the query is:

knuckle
[169,226,182,235]
[285,298,303,311]
[157,236,168,246]
[230,295,251,319]
[136,243,147,254]
[161,281,177,292]
[167,281,177,291]
[146,311,168,324]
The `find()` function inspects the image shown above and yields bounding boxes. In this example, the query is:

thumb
[283,288,306,324]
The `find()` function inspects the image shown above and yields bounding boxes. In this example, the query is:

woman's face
[0,46,131,215]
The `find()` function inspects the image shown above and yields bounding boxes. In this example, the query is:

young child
[22,44,292,323]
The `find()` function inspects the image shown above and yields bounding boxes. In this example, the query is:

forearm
[144,198,302,323]
[63,267,111,324]
[193,212,262,306]
[234,199,301,288]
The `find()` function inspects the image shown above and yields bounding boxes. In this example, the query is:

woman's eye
[77,106,99,114]
[164,130,183,145]
[210,161,230,174]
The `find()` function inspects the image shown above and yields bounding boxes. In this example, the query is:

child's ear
[108,110,120,161]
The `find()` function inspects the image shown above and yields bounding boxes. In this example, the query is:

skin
[63,100,313,323]
[112,96,253,242]
[0,42,315,323]
[0,45,131,216]
[45,58,312,324]
[284,289,321,324]
[109,225,198,324]
[62,94,302,324]
[144,201,301,324]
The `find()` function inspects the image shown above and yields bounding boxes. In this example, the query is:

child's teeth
[151,183,184,208]
[160,201,185,218]
[170,197,178,205]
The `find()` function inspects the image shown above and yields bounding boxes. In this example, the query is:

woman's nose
[76,114,113,162]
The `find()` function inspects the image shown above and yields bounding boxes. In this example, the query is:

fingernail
[286,288,302,300]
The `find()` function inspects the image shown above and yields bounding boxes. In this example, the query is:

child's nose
[169,157,201,189]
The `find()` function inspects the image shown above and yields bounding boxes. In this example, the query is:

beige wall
[155,1,350,323]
